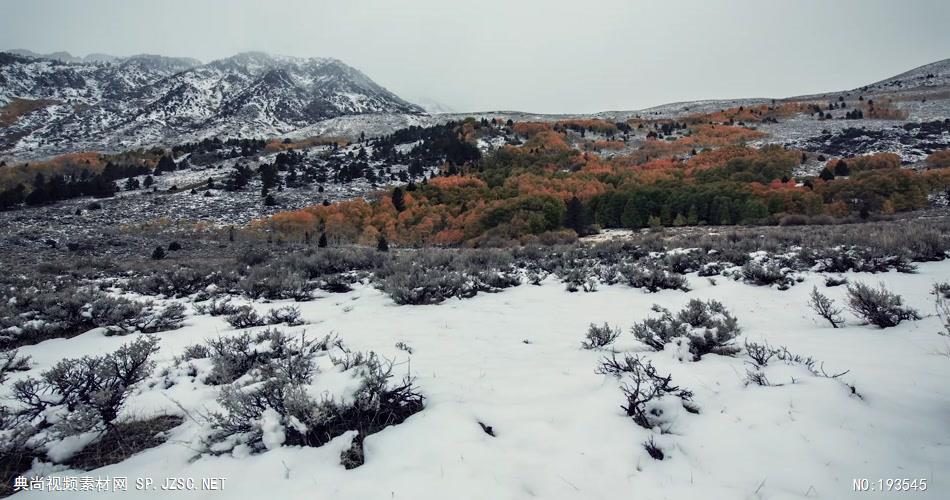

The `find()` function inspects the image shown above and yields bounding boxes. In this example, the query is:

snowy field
[6,260,950,499]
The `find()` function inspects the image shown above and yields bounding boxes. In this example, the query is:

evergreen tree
[318,232,328,248]
[833,160,850,177]
[563,196,585,234]
[392,187,406,212]
[25,173,49,206]
[377,235,389,252]
[819,168,835,181]
[155,155,176,174]
[151,246,166,260]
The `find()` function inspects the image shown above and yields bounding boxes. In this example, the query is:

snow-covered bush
[132,302,187,334]
[824,276,848,287]
[597,354,696,430]
[808,286,844,328]
[318,273,355,293]
[741,340,858,394]
[193,297,241,316]
[0,350,30,384]
[380,266,468,305]
[697,262,725,277]
[643,436,664,460]
[11,336,160,437]
[846,282,920,328]
[225,305,266,329]
[809,246,915,275]
[1,288,185,346]
[562,267,596,293]
[744,340,776,367]
[740,261,793,288]
[132,266,232,298]
[661,250,704,274]
[204,337,423,457]
[933,283,950,336]
[266,305,304,326]
[193,329,331,385]
[287,247,382,278]
[632,300,741,360]
[581,323,620,350]
[473,268,522,293]
[621,262,689,293]
[934,282,950,300]
[240,267,313,301]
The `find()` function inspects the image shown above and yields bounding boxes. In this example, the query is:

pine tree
[155,155,176,174]
[563,196,585,234]
[151,246,166,260]
[833,160,850,177]
[318,232,328,248]
[819,168,835,181]
[392,187,406,212]
[377,235,389,252]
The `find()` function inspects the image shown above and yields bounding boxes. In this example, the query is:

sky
[1,0,948,114]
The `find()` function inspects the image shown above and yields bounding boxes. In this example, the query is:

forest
[266,117,950,247]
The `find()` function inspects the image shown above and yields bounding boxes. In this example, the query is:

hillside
[0,51,423,158]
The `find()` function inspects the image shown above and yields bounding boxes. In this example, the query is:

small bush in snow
[380,266,468,305]
[1,288,185,346]
[225,305,266,329]
[132,266,231,298]
[622,262,689,293]
[808,286,844,328]
[340,434,365,469]
[744,340,776,367]
[697,262,725,277]
[643,436,664,460]
[266,305,303,326]
[204,339,423,457]
[240,267,313,301]
[581,323,620,350]
[662,251,704,274]
[824,276,848,287]
[597,354,696,430]
[740,261,793,288]
[631,299,741,360]
[193,297,241,316]
[935,283,950,336]
[136,302,187,334]
[12,336,160,435]
[318,273,355,293]
[0,350,30,384]
[394,341,414,354]
[196,329,329,385]
[933,282,950,300]
[846,282,920,328]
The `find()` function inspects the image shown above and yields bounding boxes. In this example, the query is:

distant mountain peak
[0,50,424,158]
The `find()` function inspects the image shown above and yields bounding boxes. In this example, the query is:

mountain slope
[0,51,423,158]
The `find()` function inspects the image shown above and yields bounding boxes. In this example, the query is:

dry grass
[67,415,184,471]
[0,97,59,126]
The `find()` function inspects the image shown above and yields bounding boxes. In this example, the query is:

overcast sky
[2,0,948,113]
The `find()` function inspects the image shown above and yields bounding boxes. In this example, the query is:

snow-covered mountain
[0,51,424,157]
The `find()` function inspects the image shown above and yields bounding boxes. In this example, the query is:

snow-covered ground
[6,260,950,499]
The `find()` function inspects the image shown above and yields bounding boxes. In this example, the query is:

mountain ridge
[0,50,424,158]
[2,51,948,160]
